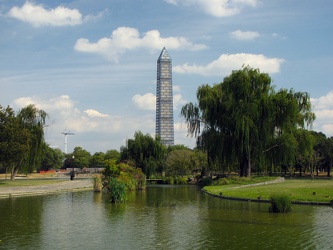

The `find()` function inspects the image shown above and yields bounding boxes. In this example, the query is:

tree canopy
[120,131,167,178]
[181,66,315,177]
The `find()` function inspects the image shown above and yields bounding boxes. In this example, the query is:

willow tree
[120,131,166,178]
[0,105,30,177]
[13,104,48,179]
[181,66,315,177]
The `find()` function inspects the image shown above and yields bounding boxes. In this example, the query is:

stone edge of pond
[201,177,333,206]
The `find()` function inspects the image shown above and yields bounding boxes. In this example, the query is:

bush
[108,177,127,203]
[270,194,292,213]
[92,174,103,192]
[201,176,213,186]
[173,176,188,184]
[164,176,174,185]
[213,178,229,185]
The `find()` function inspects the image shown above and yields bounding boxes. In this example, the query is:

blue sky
[1,0,332,154]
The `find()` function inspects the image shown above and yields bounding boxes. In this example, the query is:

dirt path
[0,178,93,198]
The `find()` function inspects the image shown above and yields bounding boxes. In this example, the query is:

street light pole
[70,155,75,180]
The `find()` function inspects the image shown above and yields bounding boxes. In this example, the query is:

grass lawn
[204,178,333,203]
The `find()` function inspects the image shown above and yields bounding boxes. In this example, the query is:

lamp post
[70,155,75,180]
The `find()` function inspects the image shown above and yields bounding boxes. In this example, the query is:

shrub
[201,176,213,186]
[173,176,188,184]
[164,176,174,185]
[108,177,127,203]
[92,174,103,192]
[214,178,229,185]
[270,194,292,213]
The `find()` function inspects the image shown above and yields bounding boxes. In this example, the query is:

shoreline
[0,178,93,199]
[201,188,333,206]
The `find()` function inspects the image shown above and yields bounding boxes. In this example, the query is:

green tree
[12,104,47,179]
[120,131,166,178]
[321,137,333,177]
[165,149,194,176]
[72,146,91,169]
[181,66,315,177]
[0,105,30,177]
[105,149,120,162]
[40,145,64,171]
[89,152,106,169]
[311,131,326,176]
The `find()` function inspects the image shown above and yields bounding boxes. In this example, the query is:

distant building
[155,47,174,146]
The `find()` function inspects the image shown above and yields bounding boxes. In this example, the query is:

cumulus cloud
[132,92,187,111]
[9,94,195,152]
[7,1,84,27]
[230,29,260,40]
[311,91,333,137]
[174,53,284,76]
[74,26,207,62]
[311,91,333,110]
[84,109,109,118]
[132,93,156,110]
[164,0,258,17]
[12,95,111,132]
[174,94,187,109]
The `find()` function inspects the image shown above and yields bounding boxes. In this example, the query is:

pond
[0,185,332,249]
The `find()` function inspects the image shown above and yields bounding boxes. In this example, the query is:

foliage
[0,104,47,180]
[89,152,106,169]
[105,149,120,162]
[201,176,213,186]
[72,146,91,169]
[92,174,103,192]
[212,176,274,186]
[162,176,188,185]
[17,104,48,176]
[165,149,194,176]
[270,194,292,213]
[120,131,167,178]
[102,160,146,194]
[320,136,333,177]
[0,105,30,175]
[108,177,127,203]
[181,66,315,177]
[40,145,64,171]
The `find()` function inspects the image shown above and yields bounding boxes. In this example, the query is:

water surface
[0,185,332,249]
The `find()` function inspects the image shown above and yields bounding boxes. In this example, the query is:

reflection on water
[0,185,332,249]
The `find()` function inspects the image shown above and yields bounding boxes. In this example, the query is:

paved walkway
[0,178,93,199]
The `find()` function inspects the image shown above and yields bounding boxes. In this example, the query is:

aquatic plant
[270,193,292,213]
[92,174,103,192]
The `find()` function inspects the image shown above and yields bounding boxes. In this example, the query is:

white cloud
[132,92,187,111]
[12,95,111,133]
[11,95,158,152]
[164,0,258,17]
[174,53,284,76]
[311,91,333,110]
[74,26,208,62]
[132,93,156,110]
[272,33,287,40]
[173,85,181,92]
[84,109,109,118]
[8,1,83,27]
[174,94,187,109]
[311,92,333,137]
[230,29,260,40]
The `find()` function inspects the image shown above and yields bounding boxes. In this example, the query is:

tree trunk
[11,161,22,181]
[240,157,251,177]
[328,161,331,177]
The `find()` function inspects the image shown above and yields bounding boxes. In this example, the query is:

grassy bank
[204,178,333,203]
